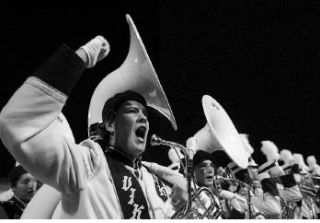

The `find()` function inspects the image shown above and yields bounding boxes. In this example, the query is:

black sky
[0,1,320,177]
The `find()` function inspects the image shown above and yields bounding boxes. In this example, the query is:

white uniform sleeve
[0,77,101,193]
[251,193,281,218]
[278,185,303,203]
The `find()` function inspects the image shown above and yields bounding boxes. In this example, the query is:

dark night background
[0,1,320,177]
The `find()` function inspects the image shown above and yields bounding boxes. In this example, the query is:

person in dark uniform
[0,165,37,219]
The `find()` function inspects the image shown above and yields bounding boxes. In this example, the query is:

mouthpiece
[150,134,162,146]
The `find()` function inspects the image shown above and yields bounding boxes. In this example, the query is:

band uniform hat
[228,156,258,176]
[292,153,309,174]
[258,140,284,177]
[102,90,147,121]
[8,165,27,187]
[227,161,251,183]
[279,149,294,172]
[227,161,243,177]
[193,150,216,167]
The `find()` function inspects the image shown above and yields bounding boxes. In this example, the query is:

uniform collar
[107,149,142,169]
[12,195,26,210]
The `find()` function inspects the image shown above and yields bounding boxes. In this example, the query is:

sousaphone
[191,95,250,168]
[88,14,177,139]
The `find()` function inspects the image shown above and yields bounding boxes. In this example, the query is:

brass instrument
[88,14,177,140]
[171,187,222,219]
[213,176,235,219]
[299,173,320,218]
[186,95,258,218]
[280,197,297,219]
[191,95,250,169]
[150,134,222,219]
[214,174,266,219]
[307,196,316,219]
[150,134,190,175]
[313,175,320,208]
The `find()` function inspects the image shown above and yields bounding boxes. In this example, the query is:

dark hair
[102,90,147,123]
[193,150,216,167]
[8,165,27,187]
[89,90,148,144]
[234,169,253,185]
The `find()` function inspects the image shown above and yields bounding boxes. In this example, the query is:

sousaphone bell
[88,14,177,139]
[191,95,250,169]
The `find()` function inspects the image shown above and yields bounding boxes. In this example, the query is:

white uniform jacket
[0,45,175,219]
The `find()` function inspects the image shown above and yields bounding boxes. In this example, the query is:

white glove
[81,35,110,68]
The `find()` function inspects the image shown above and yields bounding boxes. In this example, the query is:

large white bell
[192,95,249,169]
[88,14,177,139]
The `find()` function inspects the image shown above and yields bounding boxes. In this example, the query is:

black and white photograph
[0,1,319,219]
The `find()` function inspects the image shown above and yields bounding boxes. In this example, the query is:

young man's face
[12,173,37,203]
[238,186,249,197]
[112,100,149,159]
[194,160,215,188]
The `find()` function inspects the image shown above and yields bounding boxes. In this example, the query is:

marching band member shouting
[191,150,224,218]
[0,165,38,219]
[191,150,247,219]
[0,15,184,219]
[170,149,249,219]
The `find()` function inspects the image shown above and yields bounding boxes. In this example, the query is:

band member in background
[227,158,281,219]
[279,149,295,173]
[292,153,319,219]
[294,167,319,218]
[0,165,37,219]
[307,156,320,175]
[0,29,184,219]
[258,141,303,218]
[192,150,248,219]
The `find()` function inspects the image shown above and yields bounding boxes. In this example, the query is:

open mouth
[205,176,214,180]
[135,126,147,142]
[27,189,34,194]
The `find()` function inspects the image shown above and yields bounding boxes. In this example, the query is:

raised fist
[81,35,110,68]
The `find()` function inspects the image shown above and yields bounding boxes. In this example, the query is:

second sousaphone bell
[191,95,250,169]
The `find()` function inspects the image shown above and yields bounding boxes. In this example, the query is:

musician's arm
[251,193,281,218]
[219,190,247,213]
[0,38,107,193]
[277,174,303,202]
[251,178,282,218]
